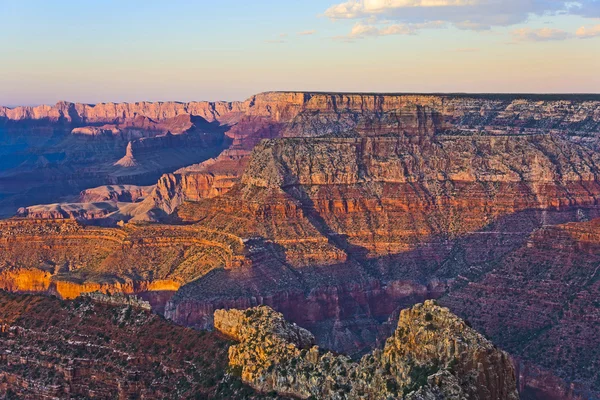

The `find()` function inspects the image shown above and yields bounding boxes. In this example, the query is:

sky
[1,0,600,105]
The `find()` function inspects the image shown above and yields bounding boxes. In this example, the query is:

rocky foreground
[0,291,270,399]
[214,301,518,400]
[0,292,516,400]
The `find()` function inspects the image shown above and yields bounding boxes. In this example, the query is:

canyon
[2,92,600,399]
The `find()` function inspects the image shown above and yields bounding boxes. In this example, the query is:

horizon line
[3,91,600,109]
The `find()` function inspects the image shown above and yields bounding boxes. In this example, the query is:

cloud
[567,1,600,18]
[342,20,445,39]
[576,24,600,37]
[298,30,317,36]
[265,39,287,44]
[324,1,365,18]
[511,27,573,41]
[325,0,482,18]
[323,0,598,31]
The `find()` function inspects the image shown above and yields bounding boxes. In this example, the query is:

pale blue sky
[1,0,599,105]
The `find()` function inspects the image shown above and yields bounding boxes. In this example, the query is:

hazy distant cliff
[3,92,599,131]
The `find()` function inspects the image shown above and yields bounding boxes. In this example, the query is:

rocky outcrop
[77,184,154,203]
[16,202,120,220]
[146,168,244,215]
[214,301,518,399]
[81,291,152,310]
[114,141,138,167]
[14,184,156,223]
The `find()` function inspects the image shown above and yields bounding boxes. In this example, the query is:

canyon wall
[0,219,245,304]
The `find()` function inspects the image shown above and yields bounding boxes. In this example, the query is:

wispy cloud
[511,27,572,42]
[339,20,445,39]
[265,33,288,44]
[325,0,483,19]
[298,30,317,36]
[323,0,600,32]
[576,24,600,38]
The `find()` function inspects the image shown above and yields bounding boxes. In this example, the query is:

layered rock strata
[165,132,600,338]
[0,219,246,303]
[3,92,600,400]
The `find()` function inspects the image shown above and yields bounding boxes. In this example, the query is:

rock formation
[0,111,227,218]
[0,219,245,308]
[77,184,154,203]
[114,141,138,167]
[214,301,519,399]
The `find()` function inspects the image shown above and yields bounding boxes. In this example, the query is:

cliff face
[6,92,599,219]
[4,93,598,135]
[214,301,518,400]
[144,93,600,218]
[0,100,245,124]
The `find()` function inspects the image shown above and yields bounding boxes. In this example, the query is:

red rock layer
[145,93,600,217]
